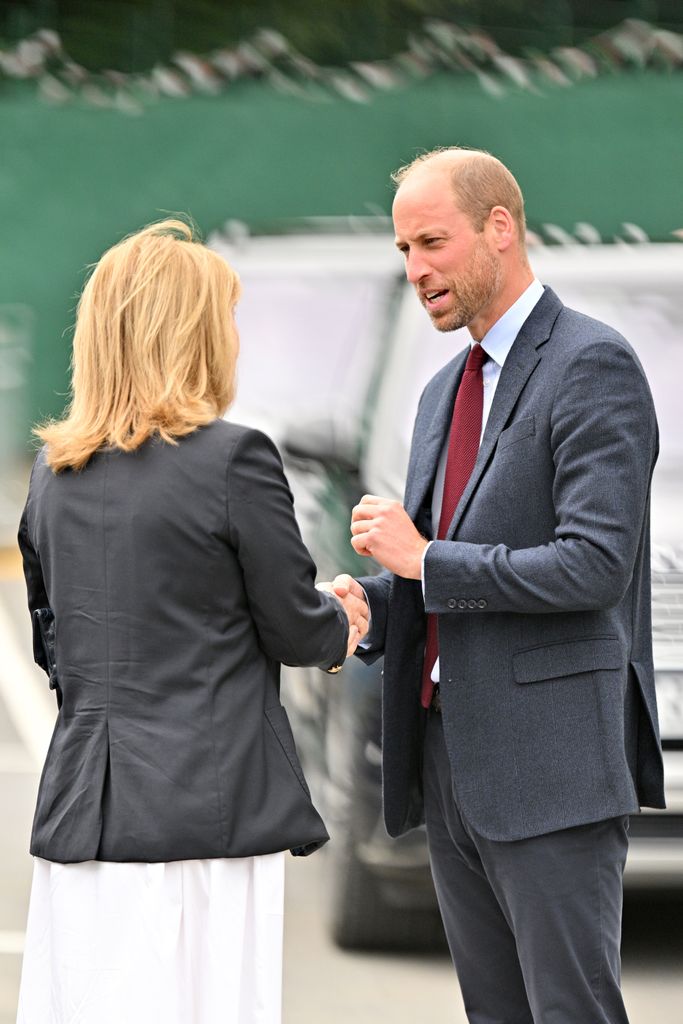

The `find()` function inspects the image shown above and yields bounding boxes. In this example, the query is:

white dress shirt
[424,278,544,682]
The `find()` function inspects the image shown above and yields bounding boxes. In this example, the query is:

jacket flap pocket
[513,636,622,684]
[265,704,310,795]
[497,415,535,451]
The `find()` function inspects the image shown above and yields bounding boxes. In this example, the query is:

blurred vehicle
[212,229,683,949]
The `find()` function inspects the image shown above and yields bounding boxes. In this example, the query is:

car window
[363,244,683,687]
[210,233,400,456]
[532,247,682,548]
[364,245,683,537]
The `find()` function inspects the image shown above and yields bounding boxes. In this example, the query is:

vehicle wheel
[328,812,446,951]
[329,820,393,949]
[325,668,445,951]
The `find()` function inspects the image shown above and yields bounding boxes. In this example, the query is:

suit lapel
[405,347,468,520]
[443,287,563,539]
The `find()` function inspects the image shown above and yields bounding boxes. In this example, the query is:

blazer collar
[405,286,563,529]
[444,285,563,538]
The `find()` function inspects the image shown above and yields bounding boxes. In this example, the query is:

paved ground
[1,562,681,1023]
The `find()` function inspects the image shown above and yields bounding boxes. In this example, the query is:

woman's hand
[317,577,369,657]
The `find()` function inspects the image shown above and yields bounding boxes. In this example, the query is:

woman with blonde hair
[16,219,366,1024]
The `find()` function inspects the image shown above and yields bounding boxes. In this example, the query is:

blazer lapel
[405,347,468,520]
[444,287,563,539]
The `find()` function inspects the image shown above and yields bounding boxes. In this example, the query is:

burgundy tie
[421,342,488,709]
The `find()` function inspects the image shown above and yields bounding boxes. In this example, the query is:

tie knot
[466,343,488,372]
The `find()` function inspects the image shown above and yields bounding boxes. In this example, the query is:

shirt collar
[474,278,545,368]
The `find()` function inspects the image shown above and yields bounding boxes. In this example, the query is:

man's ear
[487,205,515,253]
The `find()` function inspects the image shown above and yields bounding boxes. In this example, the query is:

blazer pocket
[513,636,622,684]
[265,704,311,796]
[497,415,536,451]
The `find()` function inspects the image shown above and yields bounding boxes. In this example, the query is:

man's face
[392,168,502,333]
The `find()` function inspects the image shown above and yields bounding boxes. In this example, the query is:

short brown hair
[392,146,527,243]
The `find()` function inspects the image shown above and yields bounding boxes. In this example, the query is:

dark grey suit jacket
[18,420,348,863]
[359,287,665,842]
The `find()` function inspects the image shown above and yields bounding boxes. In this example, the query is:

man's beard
[426,238,503,333]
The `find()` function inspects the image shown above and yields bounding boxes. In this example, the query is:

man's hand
[328,573,366,602]
[351,495,428,579]
[317,578,369,657]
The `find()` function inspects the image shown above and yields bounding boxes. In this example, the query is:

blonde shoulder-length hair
[37,218,241,472]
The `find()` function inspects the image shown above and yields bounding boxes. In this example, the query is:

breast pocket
[497,415,536,452]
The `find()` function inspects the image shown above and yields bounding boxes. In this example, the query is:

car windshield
[211,233,399,457]
[363,245,683,540]
[362,244,683,680]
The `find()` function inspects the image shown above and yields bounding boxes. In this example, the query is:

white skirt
[16,853,286,1024]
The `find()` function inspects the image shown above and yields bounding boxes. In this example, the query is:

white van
[213,230,683,947]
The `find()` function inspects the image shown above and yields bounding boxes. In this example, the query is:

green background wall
[1,67,682,438]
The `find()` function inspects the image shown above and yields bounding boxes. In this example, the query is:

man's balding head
[391,147,534,338]
[392,147,527,251]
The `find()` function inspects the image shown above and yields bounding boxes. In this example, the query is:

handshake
[317,575,370,658]
[318,493,429,660]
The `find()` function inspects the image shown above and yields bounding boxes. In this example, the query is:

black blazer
[18,420,348,863]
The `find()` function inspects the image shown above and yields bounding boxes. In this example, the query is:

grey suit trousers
[424,710,630,1024]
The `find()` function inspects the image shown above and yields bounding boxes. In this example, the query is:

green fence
[1,66,682,440]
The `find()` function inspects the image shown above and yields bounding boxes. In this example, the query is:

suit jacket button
[457,599,467,609]
[447,598,456,609]
[467,599,477,609]
[477,599,487,608]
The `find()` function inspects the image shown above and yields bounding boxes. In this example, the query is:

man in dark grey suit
[331,148,664,1023]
